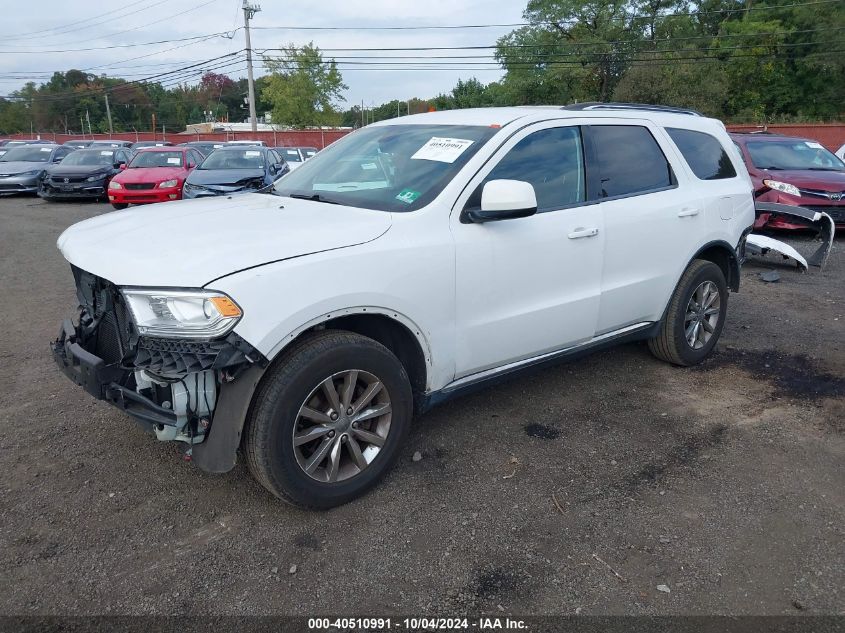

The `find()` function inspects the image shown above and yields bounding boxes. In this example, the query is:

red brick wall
[6,129,352,149]
[726,124,845,152]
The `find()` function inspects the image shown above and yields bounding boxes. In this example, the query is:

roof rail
[562,102,703,117]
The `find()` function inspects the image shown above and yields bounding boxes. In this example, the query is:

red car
[730,132,845,229]
[107,146,204,210]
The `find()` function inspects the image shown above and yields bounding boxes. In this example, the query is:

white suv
[52,104,755,508]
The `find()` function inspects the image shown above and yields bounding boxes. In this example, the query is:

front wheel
[243,330,413,508]
[110,202,128,210]
[648,259,728,366]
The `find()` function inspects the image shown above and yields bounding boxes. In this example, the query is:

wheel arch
[193,308,432,474]
[689,240,740,292]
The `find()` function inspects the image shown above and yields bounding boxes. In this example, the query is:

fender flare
[689,239,741,292]
[191,307,433,474]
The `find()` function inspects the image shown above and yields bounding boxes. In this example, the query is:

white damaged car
[52,104,755,508]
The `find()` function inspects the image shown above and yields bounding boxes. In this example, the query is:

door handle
[677,207,700,217]
[567,227,599,239]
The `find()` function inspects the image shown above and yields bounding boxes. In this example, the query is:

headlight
[159,179,178,188]
[19,169,42,176]
[763,179,800,197]
[108,180,122,190]
[86,172,107,182]
[121,289,242,339]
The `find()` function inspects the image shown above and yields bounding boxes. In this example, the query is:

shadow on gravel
[623,424,728,494]
[579,424,729,503]
[696,348,845,400]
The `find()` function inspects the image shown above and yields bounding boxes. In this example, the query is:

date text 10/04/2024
[307,617,528,630]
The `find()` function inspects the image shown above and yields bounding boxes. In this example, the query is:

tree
[262,43,347,127]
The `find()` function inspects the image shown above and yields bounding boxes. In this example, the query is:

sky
[0,0,527,111]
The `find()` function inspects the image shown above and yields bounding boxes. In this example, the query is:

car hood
[47,163,112,177]
[57,193,392,287]
[0,160,48,175]
[757,168,845,190]
[114,166,186,183]
[187,168,266,188]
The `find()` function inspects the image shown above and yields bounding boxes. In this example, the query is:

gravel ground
[0,196,843,617]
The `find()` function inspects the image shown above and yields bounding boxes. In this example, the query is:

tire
[243,330,413,509]
[111,202,128,210]
[648,259,728,366]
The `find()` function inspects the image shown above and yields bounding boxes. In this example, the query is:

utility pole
[242,0,261,133]
[104,93,114,135]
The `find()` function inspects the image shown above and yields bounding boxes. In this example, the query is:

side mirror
[465,180,538,223]
[119,163,127,171]
[272,162,285,173]
[114,161,125,169]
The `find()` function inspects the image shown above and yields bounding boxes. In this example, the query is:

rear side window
[667,128,737,180]
[590,125,674,198]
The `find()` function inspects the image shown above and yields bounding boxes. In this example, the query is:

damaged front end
[51,266,266,469]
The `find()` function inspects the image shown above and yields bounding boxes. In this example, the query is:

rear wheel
[648,259,728,366]
[243,330,413,508]
[110,202,128,210]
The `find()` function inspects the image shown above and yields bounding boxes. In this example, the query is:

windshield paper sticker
[805,141,824,149]
[411,137,474,163]
[396,188,421,204]
[100,151,114,156]
[245,151,261,156]
[166,157,181,165]
[40,147,52,152]
[361,162,378,170]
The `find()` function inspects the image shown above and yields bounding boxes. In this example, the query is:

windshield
[60,150,116,166]
[0,146,54,162]
[273,124,497,212]
[129,151,184,168]
[747,140,845,171]
[279,148,302,162]
[199,149,265,170]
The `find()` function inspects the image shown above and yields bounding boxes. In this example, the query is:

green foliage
[261,43,347,128]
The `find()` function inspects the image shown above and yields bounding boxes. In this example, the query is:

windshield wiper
[284,192,341,205]
[804,167,843,171]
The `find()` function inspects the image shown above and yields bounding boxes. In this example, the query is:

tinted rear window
[591,126,673,198]
[667,128,736,180]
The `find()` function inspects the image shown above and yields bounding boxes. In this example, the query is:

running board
[423,321,654,410]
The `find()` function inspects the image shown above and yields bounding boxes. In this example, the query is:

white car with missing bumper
[52,104,755,508]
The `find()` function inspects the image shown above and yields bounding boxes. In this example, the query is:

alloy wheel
[684,280,721,350]
[292,370,392,483]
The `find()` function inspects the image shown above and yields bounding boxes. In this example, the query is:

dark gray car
[182,146,288,198]
[39,148,131,201]
[0,144,74,195]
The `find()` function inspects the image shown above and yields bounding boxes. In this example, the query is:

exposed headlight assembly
[108,180,122,190]
[86,172,107,182]
[159,179,178,188]
[122,289,242,339]
[763,179,800,197]
[18,169,42,177]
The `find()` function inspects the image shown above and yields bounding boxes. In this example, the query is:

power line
[253,48,845,71]
[23,0,222,50]
[249,0,840,32]
[1,51,245,101]
[0,31,237,54]
[256,25,845,56]
[0,0,168,41]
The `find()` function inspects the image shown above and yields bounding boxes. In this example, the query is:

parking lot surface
[0,196,842,616]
